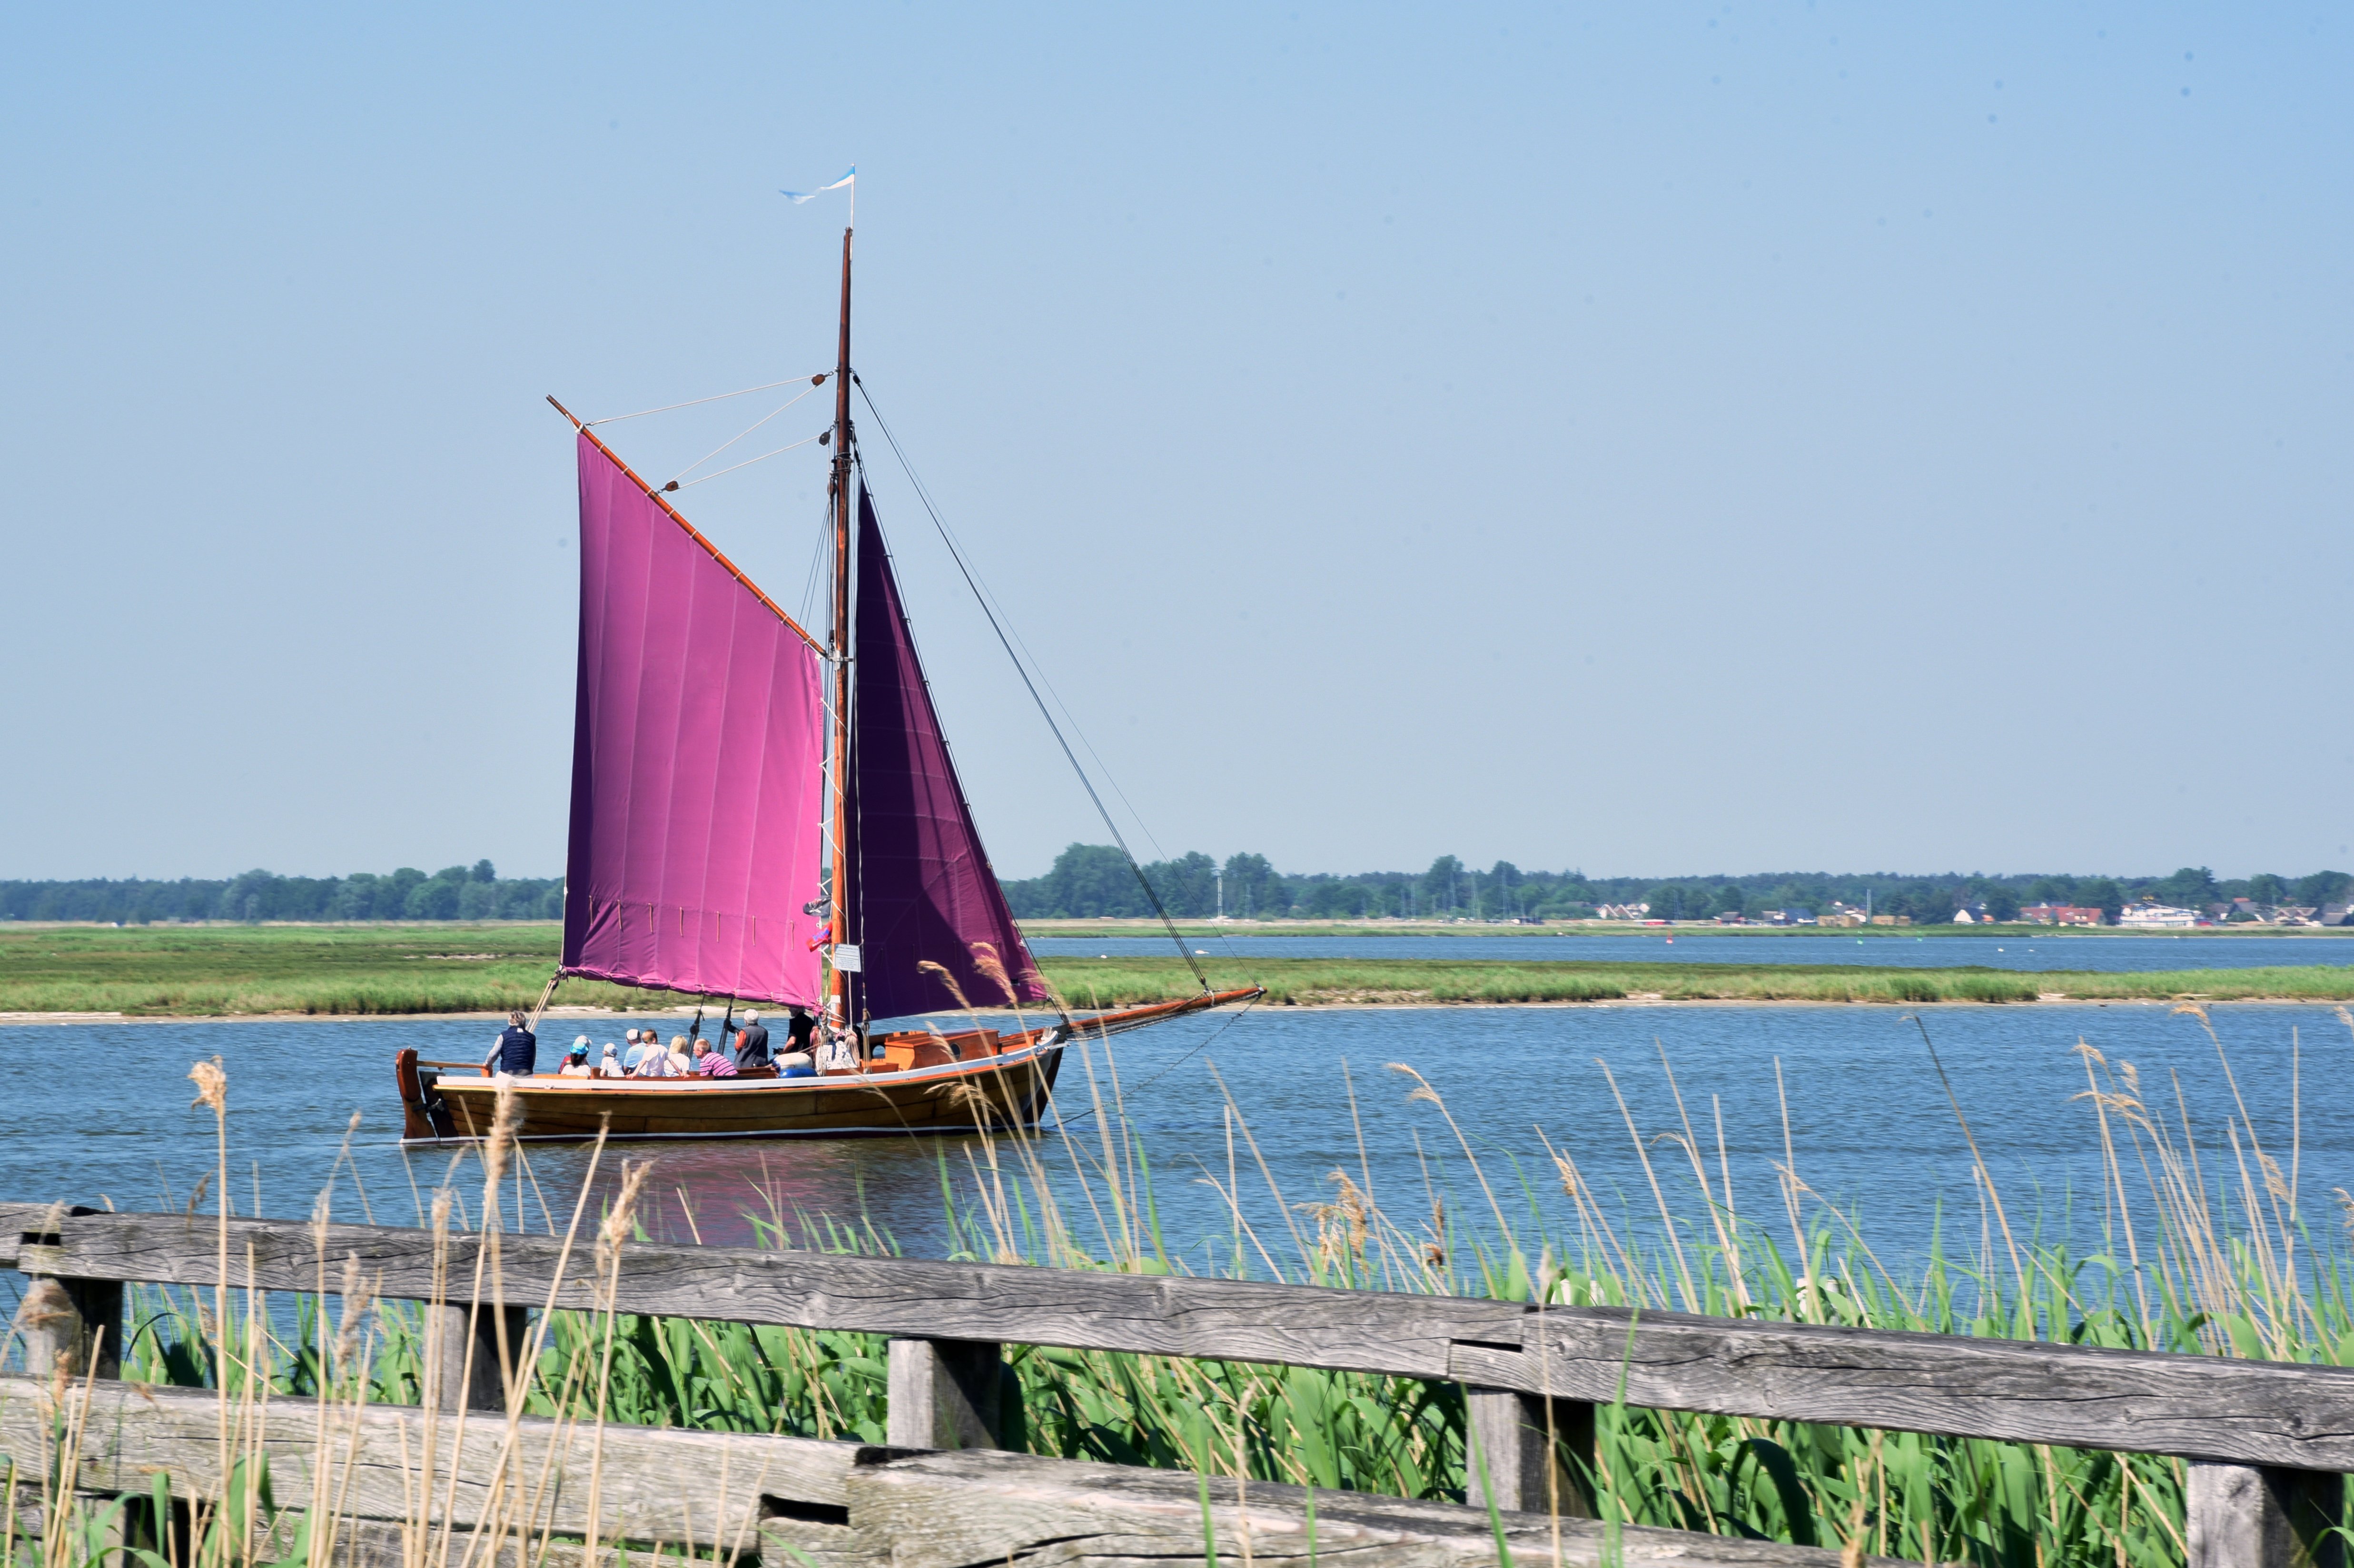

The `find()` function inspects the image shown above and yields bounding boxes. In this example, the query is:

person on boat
[485,1012,536,1077]
[597,1042,623,1077]
[665,1034,695,1075]
[631,1036,680,1078]
[693,1037,738,1077]
[559,1039,594,1077]
[786,1006,817,1056]
[817,1020,858,1073]
[621,1028,657,1073]
[734,1011,772,1070]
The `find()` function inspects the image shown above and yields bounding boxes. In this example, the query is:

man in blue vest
[484,1011,537,1077]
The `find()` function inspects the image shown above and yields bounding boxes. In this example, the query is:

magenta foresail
[560,433,828,1006]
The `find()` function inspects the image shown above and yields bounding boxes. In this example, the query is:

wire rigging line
[674,432,825,489]
[853,381,1248,976]
[853,378,1211,996]
[1132,992,1262,1092]
[665,384,822,487]
[588,374,829,426]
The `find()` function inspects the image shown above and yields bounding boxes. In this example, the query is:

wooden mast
[827,224,854,1022]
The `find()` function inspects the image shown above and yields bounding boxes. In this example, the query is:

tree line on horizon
[5,854,2348,927]
[0,863,561,924]
[1000,845,2354,926]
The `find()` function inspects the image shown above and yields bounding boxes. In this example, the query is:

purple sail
[561,432,828,1006]
[845,486,1049,1020]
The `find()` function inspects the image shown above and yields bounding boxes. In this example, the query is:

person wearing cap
[735,1010,772,1070]
[559,1037,594,1077]
[621,1028,657,1074]
[597,1041,623,1077]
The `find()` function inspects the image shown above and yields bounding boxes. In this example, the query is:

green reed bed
[42,1005,2354,1567]
[12,922,2354,1014]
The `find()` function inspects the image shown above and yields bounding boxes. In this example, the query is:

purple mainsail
[561,432,828,1006]
[844,487,1049,1020]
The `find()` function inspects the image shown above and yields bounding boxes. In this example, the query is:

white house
[2118,903,2200,928]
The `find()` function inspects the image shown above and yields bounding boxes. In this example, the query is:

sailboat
[395,221,1258,1144]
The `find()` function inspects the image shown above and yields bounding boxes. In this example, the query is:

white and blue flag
[780,168,855,204]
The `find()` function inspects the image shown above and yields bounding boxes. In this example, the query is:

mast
[828,224,854,1019]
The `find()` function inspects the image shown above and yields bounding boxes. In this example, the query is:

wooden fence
[4,1202,2347,1568]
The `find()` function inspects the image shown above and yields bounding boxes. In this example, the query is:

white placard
[831,943,863,972]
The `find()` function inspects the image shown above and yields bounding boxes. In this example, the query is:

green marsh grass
[10,924,2354,1014]
[13,1003,2354,1565]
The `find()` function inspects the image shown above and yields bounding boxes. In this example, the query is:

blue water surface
[1028,931,2354,972]
[2,1003,2338,1287]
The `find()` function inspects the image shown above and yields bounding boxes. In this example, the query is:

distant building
[2021,903,2104,926]
[1952,901,1991,924]
[2118,902,2200,928]
[1760,908,1810,926]
[1595,903,1650,921]
[1869,914,1912,926]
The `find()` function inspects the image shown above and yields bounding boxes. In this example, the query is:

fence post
[1464,1389,1596,1518]
[888,1338,1003,1450]
[15,1225,121,1381]
[424,1302,530,1413]
[2186,1460,2345,1568]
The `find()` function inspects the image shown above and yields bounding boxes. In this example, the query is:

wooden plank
[837,1446,1910,1568]
[1464,1389,1594,1519]
[2186,1461,2346,1568]
[0,1372,878,1544]
[15,1276,120,1381]
[1448,1308,2354,1472]
[886,1338,1003,1451]
[423,1302,529,1413]
[30,1209,2354,1471]
[27,1211,1526,1380]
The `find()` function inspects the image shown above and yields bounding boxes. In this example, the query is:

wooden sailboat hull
[395,990,1259,1145]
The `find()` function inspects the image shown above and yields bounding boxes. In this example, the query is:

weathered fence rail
[4,1203,2347,1567]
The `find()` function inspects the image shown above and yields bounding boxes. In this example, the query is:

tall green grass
[11,920,2354,1013]
[45,1003,2354,1566]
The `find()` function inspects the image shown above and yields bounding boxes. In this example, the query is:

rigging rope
[851,379,1210,996]
[674,431,824,488]
[665,384,823,486]
[588,374,828,426]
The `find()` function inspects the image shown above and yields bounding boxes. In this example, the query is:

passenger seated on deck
[559,1039,593,1077]
[665,1034,695,1075]
[817,1022,858,1073]
[633,1036,682,1078]
[597,1042,623,1077]
[620,1028,656,1073]
[693,1037,738,1077]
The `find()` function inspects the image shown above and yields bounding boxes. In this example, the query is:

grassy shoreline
[6,922,2354,1016]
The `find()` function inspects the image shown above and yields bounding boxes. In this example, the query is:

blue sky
[4,2,2347,881]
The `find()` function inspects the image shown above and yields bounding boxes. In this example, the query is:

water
[4,1003,2339,1283]
[1029,931,2354,972]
